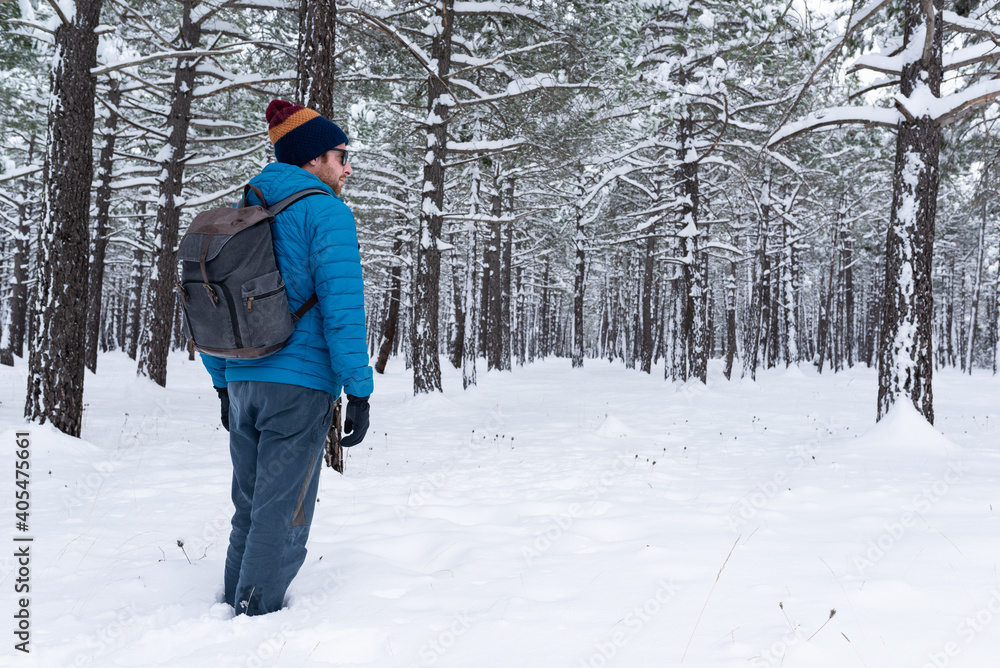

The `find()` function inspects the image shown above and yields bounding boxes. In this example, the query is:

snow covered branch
[183,141,268,167]
[92,48,244,77]
[942,9,1000,40]
[192,71,296,98]
[178,181,248,210]
[773,0,893,137]
[450,40,564,78]
[0,164,43,184]
[924,78,1000,126]
[768,106,902,147]
[445,138,525,154]
[453,2,541,19]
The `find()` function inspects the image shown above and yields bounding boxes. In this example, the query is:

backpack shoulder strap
[268,188,332,216]
[270,188,333,322]
[293,294,319,321]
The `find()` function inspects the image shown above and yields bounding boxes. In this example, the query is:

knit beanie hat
[265,99,349,166]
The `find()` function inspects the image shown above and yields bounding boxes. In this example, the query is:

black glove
[340,395,370,447]
[215,386,230,432]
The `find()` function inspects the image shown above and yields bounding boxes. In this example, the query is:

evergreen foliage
[3,0,1000,432]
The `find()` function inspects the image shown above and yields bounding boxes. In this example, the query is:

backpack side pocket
[242,270,295,348]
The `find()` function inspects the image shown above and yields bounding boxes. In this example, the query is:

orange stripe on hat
[268,108,321,144]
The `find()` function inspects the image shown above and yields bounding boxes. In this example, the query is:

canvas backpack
[176,184,330,359]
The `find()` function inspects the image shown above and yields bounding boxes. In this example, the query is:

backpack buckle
[204,283,219,305]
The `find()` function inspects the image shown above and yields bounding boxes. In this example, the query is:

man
[202,99,373,616]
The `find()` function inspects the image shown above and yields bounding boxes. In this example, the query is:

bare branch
[921,0,937,68]
[42,0,70,25]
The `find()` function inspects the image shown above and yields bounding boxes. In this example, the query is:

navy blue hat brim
[274,115,349,166]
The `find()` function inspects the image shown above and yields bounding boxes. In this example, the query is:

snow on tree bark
[462,221,478,389]
[965,197,987,374]
[676,106,707,383]
[993,260,1000,376]
[744,171,772,381]
[1,140,35,365]
[411,0,453,395]
[375,237,404,374]
[877,0,942,424]
[25,0,104,437]
[127,201,147,362]
[85,81,122,374]
[485,185,503,371]
[724,252,738,380]
[778,199,800,367]
[138,0,202,387]
[449,238,465,370]
[572,193,586,369]
[298,0,336,117]
[500,180,513,371]
[639,210,656,374]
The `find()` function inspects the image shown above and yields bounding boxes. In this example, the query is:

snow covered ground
[1,352,998,668]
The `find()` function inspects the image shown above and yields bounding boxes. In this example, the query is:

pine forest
[4,0,1000,437]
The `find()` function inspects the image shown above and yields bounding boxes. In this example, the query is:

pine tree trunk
[449,237,465,370]
[639,220,656,373]
[462,223,478,388]
[3,136,38,363]
[500,186,513,371]
[668,271,685,381]
[138,1,202,387]
[993,267,1000,375]
[944,259,955,367]
[411,0,453,394]
[85,81,121,374]
[526,261,536,364]
[375,237,403,374]
[572,202,586,368]
[724,257,738,380]
[965,198,987,374]
[1,181,32,364]
[653,263,665,367]
[298,0,336,117]
[781,216,799,366]
[485,190,502,370]
[25,0,104,436]
[127,202,147,361]
[540,257,551,358]
[627,259,638,369]
[677,109,707,382]
[514,265,525,366]
[830,198,847,371]
[843,232,855,367]
[877,0,942,423]
[743,174,771,380]
[816,223,839,372]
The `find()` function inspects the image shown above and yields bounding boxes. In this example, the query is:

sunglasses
[330,148,349,166]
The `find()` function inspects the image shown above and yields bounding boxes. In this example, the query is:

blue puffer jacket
[201,162,374,399]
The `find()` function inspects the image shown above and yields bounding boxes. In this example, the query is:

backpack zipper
[246,286,285,311]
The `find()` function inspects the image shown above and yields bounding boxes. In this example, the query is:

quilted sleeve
[308,199,374,398]
[200,353,228,388]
